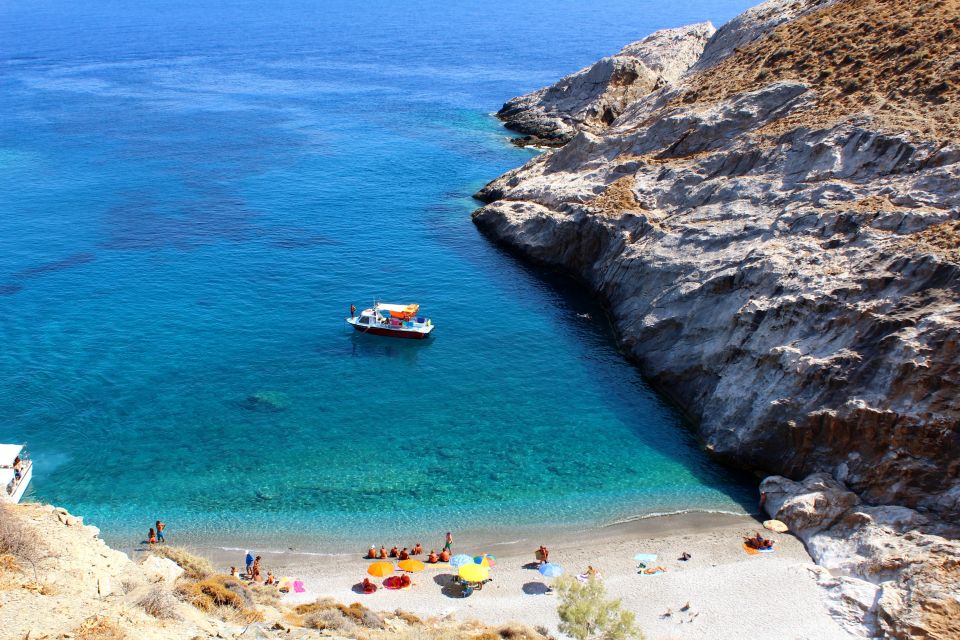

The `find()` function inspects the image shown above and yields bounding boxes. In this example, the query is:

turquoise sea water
[0,0,758,550]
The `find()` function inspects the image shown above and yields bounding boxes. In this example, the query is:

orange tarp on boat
[377,303,419,319]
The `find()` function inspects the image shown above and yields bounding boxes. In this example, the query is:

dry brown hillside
[679,0,960,141]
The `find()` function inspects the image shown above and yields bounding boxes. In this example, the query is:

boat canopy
[0,444,23,466]
[376,303,419,319]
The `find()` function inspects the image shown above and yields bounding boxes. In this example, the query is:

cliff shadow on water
[434,194,759,516]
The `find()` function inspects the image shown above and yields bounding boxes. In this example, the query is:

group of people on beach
[147,520,166,544]
[364,531,454,564]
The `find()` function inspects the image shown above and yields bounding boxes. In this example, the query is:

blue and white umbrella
[538,562,564,578]
[450,554,475,568]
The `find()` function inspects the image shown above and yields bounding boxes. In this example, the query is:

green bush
[555,576,643,640]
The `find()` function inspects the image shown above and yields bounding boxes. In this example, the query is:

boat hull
[350,323,432,339]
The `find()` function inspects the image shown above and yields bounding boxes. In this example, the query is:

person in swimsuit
[443,532,453,553]
[399,547,410,560]
[412,543,423,555]
[366,545,377,559]
[148,528,157,544]
[350,304,357,318]
[155,520,165,543]
[427,550,439,563]
[439,549,450,562]
[230,566,238,577]
[251,556,262,582]
[400,574,412,588]
[379,545,388,559]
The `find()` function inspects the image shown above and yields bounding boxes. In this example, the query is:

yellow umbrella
[458,563,489,582]
[367,561,395,577]
[398,559,426,573]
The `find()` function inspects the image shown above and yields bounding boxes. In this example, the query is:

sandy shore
[182,512,853,639]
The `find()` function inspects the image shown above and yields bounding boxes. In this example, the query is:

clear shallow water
[0,0,758,549]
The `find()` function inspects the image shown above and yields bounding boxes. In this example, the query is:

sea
[0,0,759,550]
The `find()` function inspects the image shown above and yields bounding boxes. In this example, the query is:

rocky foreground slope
[476,0,960,636]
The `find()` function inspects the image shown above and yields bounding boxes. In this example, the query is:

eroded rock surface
[476,1,960,634]
[476,0,960,517]
[496,22,715,146]
[762,474,960,639]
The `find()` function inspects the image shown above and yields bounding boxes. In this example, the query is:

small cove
[0,0,759,550]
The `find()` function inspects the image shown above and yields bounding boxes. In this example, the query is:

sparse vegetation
[555,576,644,640]
[679,0,960,142]
[0,505,45,577]
[150,545,214,580]
[294,597,386,630]
[137,585,181,620]
[73,616,126,640]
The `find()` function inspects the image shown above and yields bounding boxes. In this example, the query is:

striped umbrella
[450,554,474,567]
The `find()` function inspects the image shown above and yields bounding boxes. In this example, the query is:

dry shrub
[249,583,281,607]
[150,545,214,580]
[295,598,384,630]
[498,623,549,639]
[137,585,181,620]
[213,603,265,624]
[392,609,423,626]
[176,575,261,622]
[178,575,250,611]
[74,616,125,640]
[304,607,356,633]
[0,506,44,570]
[0,553,21,588]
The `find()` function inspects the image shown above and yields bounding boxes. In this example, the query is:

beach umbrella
[398,559,426,573]
[474,554,496,567]
[458,562,489,582]
[450,554,474,567]
[367,561,394,577]
[538,563,564,578]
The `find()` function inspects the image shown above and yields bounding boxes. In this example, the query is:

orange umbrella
[398,559,425,573]
[367,561,394,577]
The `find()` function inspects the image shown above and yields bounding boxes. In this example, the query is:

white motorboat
[1,443,32,504]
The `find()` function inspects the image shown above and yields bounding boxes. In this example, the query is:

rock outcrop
[476,0,960,515]
[762,474,960,639]
[476,1,960,634]
[497,22,716,146]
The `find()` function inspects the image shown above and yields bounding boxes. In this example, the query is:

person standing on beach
[443,531,453,553]
[245,550,254,576]
[155,519,166,543]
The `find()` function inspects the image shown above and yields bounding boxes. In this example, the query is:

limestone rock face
[496,22,716,146]
[762,474,960,640]
[475,0,960,520]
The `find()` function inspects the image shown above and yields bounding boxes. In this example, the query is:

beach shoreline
[127,509,853,639]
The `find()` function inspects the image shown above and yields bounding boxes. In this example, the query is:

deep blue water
[0,0,758,549]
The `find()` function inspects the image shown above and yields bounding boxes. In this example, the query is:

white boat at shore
[1,443,32,504]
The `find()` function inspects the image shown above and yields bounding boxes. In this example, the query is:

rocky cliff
[475,0,960,635]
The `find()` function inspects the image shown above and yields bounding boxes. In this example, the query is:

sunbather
[427,550,439,563]
[399,547,410,560]
[379,545,388,559]
[389,546,399,558]
[366,545,377,559]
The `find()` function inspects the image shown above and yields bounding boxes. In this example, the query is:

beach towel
[742,543,775,555]
[633,553,657,564]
